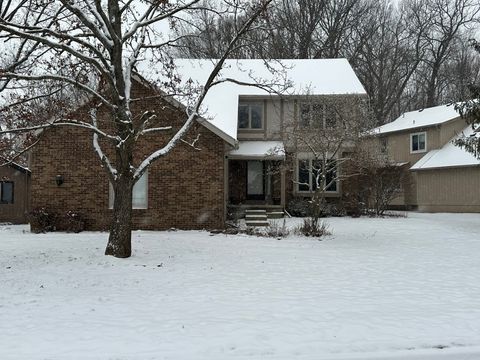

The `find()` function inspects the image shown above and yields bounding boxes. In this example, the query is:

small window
[0,181,14,204]
[297,159,338,193]
[238,103,263,129]
[410,132,426,153]
[109,171,148,209]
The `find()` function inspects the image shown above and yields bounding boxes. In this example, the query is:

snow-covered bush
[56,211,85,233]
[295,218,331,238]
[29,207,57,233]
[286,197,310,217]
[265,219,290,238]
[29,208,85,233]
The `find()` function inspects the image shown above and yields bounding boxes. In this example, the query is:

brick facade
[30,81,226,231]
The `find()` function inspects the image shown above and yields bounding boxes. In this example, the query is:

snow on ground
[1,212,480,360]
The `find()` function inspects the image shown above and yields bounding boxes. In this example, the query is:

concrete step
[245,209,267,214]
[245,220,270,227]
[245,214,268,221]
[267,211,284,219]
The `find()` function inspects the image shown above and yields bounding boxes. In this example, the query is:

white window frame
[109,171,148,209]
[410,131,427,154]
[237,102,264,130]
[296,158,338,194]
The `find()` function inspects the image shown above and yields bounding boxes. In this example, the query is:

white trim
[410,131,427,154]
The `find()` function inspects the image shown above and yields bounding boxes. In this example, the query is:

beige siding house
[374,103,480,212]
[174,59,368,217]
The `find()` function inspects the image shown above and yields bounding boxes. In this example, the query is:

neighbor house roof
[374,103,462,135]
[411,126,480,170]
[0,157,30,174]
[228,141,285,160]
[145,59,366,143]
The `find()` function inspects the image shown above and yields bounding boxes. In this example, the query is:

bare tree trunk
[105,175,133,258]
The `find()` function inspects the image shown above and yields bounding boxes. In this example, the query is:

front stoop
[245,210,269,227]
[244,209,285,226]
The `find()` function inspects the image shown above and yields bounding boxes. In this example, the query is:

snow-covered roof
[374,103,462,135]
[411,126,480,170]
[146,59,366,143]
[228,141,285,160]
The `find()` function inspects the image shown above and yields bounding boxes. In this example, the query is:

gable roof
[411,125,480,170]
[144,59,366,142]
[374,103,462,135]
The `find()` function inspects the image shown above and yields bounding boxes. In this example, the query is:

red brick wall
[30,81,226,231]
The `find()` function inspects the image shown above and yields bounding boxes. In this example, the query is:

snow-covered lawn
[1,213,480,360]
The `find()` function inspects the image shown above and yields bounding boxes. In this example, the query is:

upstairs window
[299,103,338,129]
[410,132,426,153]
[0,181,14,204]
[297,159,337,193]
[238,103,263,130]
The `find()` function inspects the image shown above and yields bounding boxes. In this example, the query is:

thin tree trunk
[105,176,133,258]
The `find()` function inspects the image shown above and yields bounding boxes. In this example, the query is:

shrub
[265,219,290,238]
[29,208,85,233]
[57,211,86,233]
[29,207,57,233]
[286,197,310,217]
[242,219,290,239]
[295,217,331,238]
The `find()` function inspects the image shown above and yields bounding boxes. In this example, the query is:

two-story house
[373,103,480,212]
[29,59,367,230]
[174,59,367,219]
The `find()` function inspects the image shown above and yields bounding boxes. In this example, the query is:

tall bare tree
[455,39,480,159]
[352,0,427,125]
[0,0,273,258]
[412,0,480,108]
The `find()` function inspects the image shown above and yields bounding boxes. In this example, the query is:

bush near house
[29,208,85,233]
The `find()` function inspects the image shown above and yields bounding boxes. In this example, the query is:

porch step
[245,220,270,227]
[245,209,268,227]
[267,211,284,219]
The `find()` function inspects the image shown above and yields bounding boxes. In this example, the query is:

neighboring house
[373,103,480,212]
[0,161,31,224]
[30,59,367,230]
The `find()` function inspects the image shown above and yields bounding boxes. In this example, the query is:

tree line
[175,0,480,125]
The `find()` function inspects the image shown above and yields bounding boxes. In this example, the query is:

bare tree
[412,0,480,108]
[286,95,372,225]
[348,141,409,216]
[454,39,480,159]
[0,0,273,258]
[352,0,427,125]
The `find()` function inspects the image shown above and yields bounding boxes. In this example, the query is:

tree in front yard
[455,40,480,158]
[286,94,373,229]
[0,0,274,258]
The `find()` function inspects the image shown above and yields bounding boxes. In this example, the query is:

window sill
[410,149,427,154]
[295,191,341,197]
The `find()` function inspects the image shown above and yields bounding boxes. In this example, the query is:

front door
[247,161,264,200]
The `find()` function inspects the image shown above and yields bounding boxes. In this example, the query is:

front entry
[247,160,264,200]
